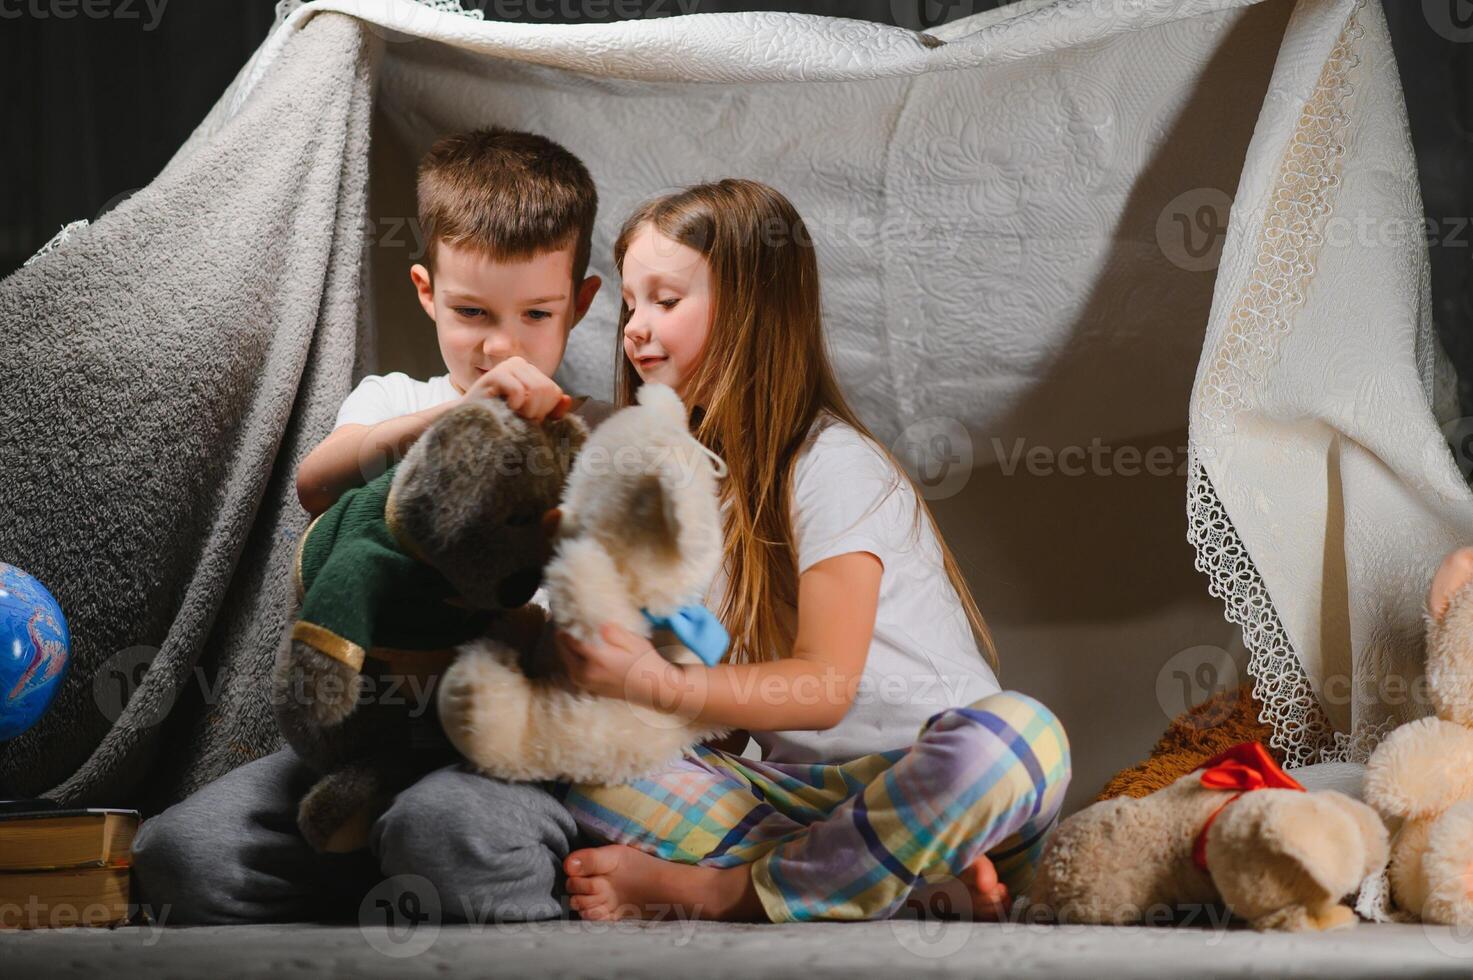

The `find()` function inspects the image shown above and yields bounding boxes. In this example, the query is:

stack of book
[0,803,139,928]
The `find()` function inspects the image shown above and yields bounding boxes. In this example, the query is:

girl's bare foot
[901,854,1010,921]
[563,844,768,922]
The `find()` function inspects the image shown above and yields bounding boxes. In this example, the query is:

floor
[4,920,1472,978]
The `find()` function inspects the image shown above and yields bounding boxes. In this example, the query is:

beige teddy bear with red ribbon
[1363,546,1473,926]
[1025,742,1389,930]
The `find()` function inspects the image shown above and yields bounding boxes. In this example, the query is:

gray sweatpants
[131,749,583,924]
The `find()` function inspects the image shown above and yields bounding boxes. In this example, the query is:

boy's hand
[462,356,573,422]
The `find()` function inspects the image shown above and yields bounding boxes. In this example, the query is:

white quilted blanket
[12,0,1469,804]
[164,0,1473,763]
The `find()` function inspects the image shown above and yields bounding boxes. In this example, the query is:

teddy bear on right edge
[1365,546,1473,926]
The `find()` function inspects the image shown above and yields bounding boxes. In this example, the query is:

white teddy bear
[1364,546,1473,926]
[436,383,731,783]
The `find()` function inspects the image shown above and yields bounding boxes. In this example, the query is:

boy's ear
[409,264,437,322]
[569,274,602,329]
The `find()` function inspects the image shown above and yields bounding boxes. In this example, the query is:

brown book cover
[0,867,132,928]
[0,808,139,872]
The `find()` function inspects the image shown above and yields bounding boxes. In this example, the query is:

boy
[132,127,610,924]
[298,127,609,515]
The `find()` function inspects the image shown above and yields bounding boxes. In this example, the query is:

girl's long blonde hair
[612,178,998,673]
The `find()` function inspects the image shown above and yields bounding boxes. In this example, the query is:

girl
[549,179,1070,923]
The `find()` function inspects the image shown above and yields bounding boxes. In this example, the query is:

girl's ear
[541,507,562,539]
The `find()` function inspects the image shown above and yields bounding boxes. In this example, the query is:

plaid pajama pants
[549,689,1071,922]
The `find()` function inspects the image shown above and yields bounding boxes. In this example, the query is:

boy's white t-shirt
[706,412,1002,766]
[334,372,461,429]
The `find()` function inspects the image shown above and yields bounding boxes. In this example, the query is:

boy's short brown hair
[416,127,598,282]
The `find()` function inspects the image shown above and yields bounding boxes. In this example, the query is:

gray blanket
[0,13,373,809]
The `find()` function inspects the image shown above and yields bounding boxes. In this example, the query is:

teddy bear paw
[1430,547,1473,626]
[1421,801,1473,927]
[436,647,512,770]
[298,773,375,853]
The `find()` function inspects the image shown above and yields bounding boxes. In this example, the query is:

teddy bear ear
[541,413,589,476]
[1427,574,1473,725]
[396,399,512,488]
[635,383,686,422]
[389,400,515,545]
[627,474,681,554]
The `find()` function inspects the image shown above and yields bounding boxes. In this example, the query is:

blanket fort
[0,0,1467,808]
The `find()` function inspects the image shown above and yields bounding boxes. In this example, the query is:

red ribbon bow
[1190,742,1304,873]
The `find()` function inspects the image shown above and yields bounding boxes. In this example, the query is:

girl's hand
[554,623,677,705]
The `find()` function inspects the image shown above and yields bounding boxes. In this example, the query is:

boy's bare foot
[563,844,768,922]
[901,854,1010,921]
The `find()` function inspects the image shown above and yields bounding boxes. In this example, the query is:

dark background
[3,0,1470,406]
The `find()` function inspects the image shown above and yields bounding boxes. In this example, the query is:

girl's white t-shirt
[334,372,460,429]
[706,412,1001,765]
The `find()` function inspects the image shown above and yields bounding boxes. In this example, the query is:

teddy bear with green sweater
[270,396,587,852]
[270,383,730,853]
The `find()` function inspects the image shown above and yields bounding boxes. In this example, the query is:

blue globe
[0,563,71,741]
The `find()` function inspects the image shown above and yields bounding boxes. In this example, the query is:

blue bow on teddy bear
[641,604,728,667]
